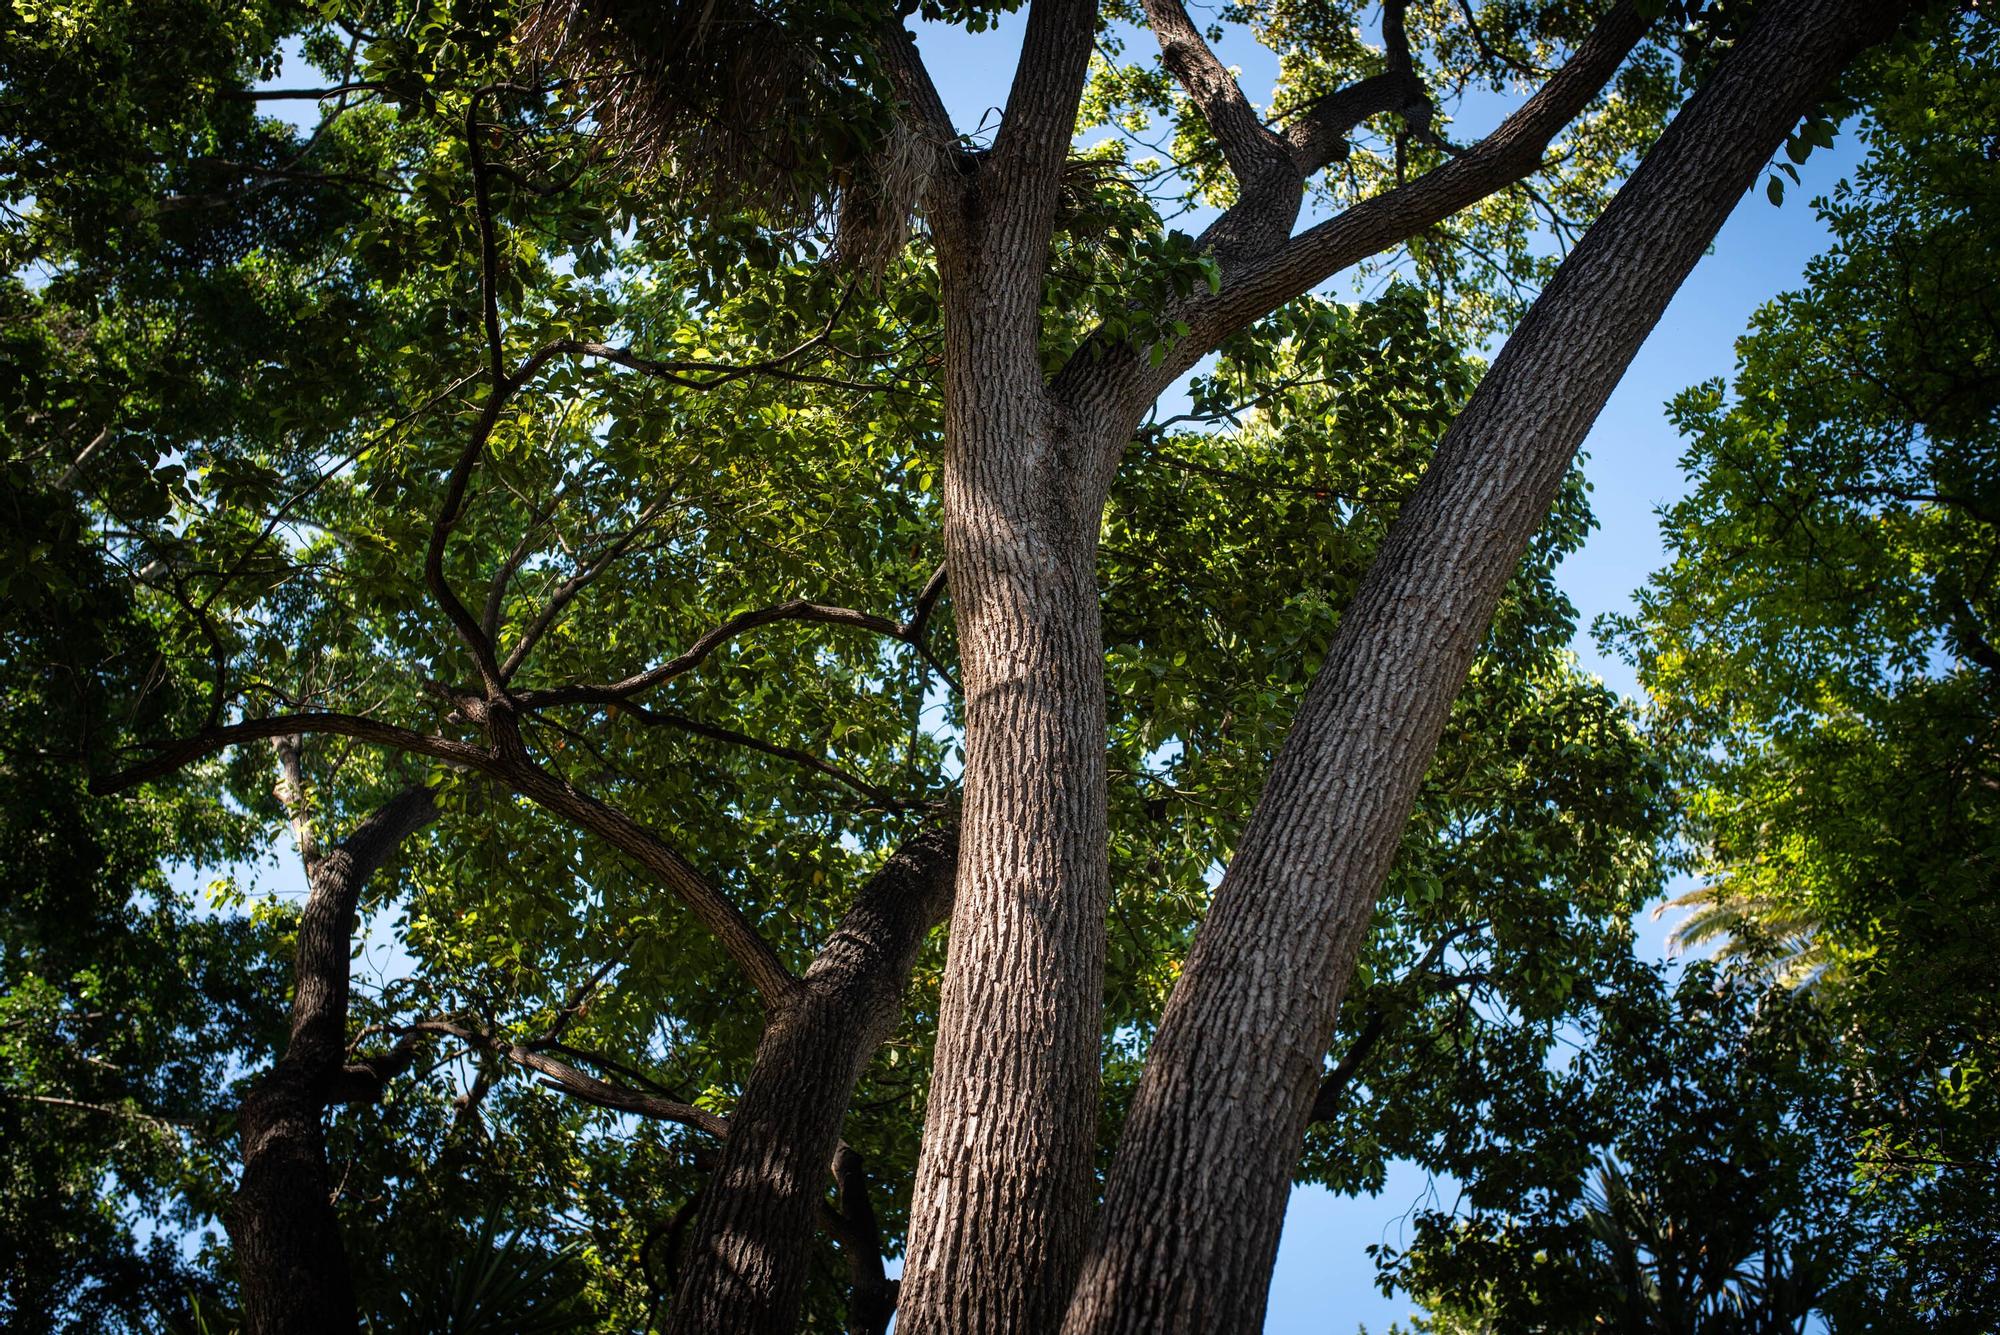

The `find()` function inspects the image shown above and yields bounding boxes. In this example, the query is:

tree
[1,0,1934,1331]
[1382,962,1869,1334]
[1611,7,2000,1319]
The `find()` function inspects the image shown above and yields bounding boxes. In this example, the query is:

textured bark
[231,782,436,1335]
[894,4,1114,1332]
[1060,2,1912,1330]
[664,818,958,1335]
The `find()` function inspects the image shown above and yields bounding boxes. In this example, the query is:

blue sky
[905,10,1864,1332]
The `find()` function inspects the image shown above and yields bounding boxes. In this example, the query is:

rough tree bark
[1060,1,1912,1330]
[664,816,958,1335]
[893,5,1118,1332]
[893,3,1650,1330]
[229,744,436,1335]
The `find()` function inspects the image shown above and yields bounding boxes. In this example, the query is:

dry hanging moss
[520,0,942,270]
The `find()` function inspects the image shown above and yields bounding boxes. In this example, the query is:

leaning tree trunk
[663,818,957,1335]
[1059,1,1912,1330]
[230,781,435,1335]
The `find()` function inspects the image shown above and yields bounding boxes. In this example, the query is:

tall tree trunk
[895,4,1112,1331]
[230,775,435,1335]
[897,380,1112,1335]
[664,819,958,1335]
[1060,1,1911,1330]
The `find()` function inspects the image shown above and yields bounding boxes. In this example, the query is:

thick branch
[1052,2,1649,434]
[825,1144,900,1335]
[993,0,1100,189]
[94,712,799,1005]
[1141,0,1294,197]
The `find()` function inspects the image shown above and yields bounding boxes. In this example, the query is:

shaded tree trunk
[230,773,435,1335]
[1060,1,1912,1329]
[664,818,958,1335]
[894,5,1115,1331]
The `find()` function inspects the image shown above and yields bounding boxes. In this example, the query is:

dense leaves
[0,0,1984,1330]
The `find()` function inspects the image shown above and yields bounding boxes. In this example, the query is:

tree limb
[1053,2,1649,436]
[399,1018,732,1137]
[92,711,800,1006]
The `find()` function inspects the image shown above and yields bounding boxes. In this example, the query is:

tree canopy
[1,1,1988,1332]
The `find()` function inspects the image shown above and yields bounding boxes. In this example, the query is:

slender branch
[540,337,899,397]
[514,597,922,711]
[232,83,387,102]
[483,492,560,648]
[401,1018,731,1136]
[93,711,492,795]
[2,1091,197,1137]
[499,494,670,681]
[468,90,507,392]
[906,563,950,643]
[270,735,320,867]
[623,704,916,810]
[1308,921,1485,1122]
[545,959,619,1043]
[1307,1009,1387,1123]
[491,750,802,1004]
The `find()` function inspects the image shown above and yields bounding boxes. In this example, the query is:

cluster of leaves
[1384,963,1872,1334]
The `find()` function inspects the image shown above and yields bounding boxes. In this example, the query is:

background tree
[1611,6,2000,1318]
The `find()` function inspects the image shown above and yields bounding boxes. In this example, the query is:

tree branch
[1307,921,1483,1123]
[397,1018,731,1137]
[994,0,1101,188]
[93,711,800,1006]
[1141,0,1295,202]
[1052,2,1649,434]
[1280,0,1433,172]
[499,494,670,682]
[622,704,917,811]
[823,1143,901,1335]
[513,595,939,712]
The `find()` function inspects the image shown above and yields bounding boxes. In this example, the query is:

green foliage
[1385,964,1866,1334]
[0,0,1957,1329]
[370,1215,597,1334]
[1600,7,2000,1326]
